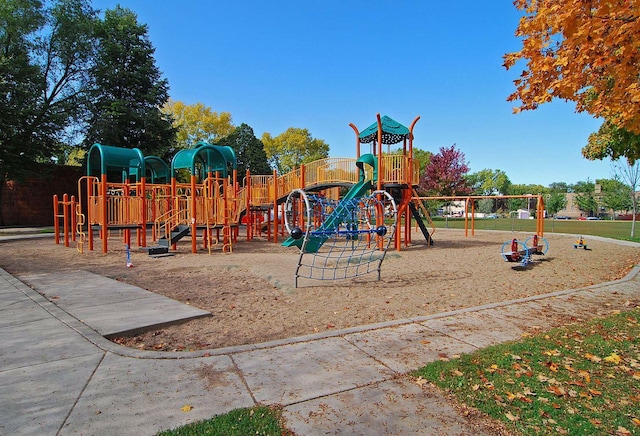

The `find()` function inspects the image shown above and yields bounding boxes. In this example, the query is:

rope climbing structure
[284,189,397,287]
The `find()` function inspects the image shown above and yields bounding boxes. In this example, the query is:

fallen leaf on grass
[604,353,622,364]
[585,353,602,363]
[631,418,640,426]
[505,411,519,421]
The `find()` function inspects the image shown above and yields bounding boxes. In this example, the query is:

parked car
[586,216,601,220]
[555,215,571,220]
[485,214,498,219]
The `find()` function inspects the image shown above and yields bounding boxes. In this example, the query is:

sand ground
[1,229,638,351]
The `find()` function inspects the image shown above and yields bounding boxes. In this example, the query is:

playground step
[158,224,191,247]
[146,246,170,256]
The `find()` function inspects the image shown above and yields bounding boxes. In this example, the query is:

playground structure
[54,114,435,256]
[284,188,397,287]
[53,113,546,261]
[501,234,549,266]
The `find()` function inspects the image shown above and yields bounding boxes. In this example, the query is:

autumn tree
[84,6,175,158]
[162,100,234,150]
[504,1,640,135]
[582,120,640,163]
[420,145,471,196]
[261,127,329,174]
[218,123,271,176]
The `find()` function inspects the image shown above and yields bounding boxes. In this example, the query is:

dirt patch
[2,230,638,351]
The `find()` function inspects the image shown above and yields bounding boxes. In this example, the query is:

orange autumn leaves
[504,0,640,134]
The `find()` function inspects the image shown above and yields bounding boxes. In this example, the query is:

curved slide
[282,179,373,253]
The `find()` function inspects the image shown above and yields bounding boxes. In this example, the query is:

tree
[391,146,432,173]
[84,6,175,158]
[412,148,432,173]
[574,179,599,216]
[546,191,568,216]
[261,127,329,174]
[1,0,97,226]
[477,198,494,214]
[420,145,471,196]
[611,159,640,237]
[466,169,512,196]
[548,182,571,193]
[598,178,632,217]
[507,183,548,212]
[162,100,234,150]
[582,121,640,163]
[218,123,271,176]
[1,0,96,181]
[504,1,640,134]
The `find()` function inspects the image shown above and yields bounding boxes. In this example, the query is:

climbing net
[284,189,397,287]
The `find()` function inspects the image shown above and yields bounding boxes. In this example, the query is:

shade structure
[358,115,410,145]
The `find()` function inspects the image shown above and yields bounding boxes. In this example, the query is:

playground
[2,229,639,351]
[26,114,640,351]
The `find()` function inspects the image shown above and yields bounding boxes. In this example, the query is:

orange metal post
[87,177,94,251]
[245,170,252,241]
[63,193,70,247]
[272,169,278,243]
[191,174,197,253]
[71,196,77,242]
[376,113,383,192]
[349,123,361,158]
[53,195,60,245]
[140,176,147,247]
[101,175,108,253]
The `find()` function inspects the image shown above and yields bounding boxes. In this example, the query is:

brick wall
[1,164,83,227]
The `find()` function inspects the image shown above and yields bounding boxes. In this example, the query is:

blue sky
[91,0,613,186]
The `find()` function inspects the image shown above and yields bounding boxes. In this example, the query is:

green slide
[282,179,373,253]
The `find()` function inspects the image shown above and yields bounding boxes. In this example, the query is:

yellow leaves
[180,405,193,412]
[631,418,640,426]
[604,353,622,365]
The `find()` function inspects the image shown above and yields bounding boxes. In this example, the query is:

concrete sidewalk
[1,239,639,435]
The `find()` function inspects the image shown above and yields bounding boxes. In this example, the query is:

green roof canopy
[358,115,410,145]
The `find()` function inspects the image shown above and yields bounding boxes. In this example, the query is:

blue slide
[282,179,373,253]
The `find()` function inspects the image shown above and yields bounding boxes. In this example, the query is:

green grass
[429,217,640,243]
[412,309,640,435]
[156,405,292,436]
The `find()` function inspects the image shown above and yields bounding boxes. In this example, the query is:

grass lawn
[412,308,640,435]
[157,405,292,436]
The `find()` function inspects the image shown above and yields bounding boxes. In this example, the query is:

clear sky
[91,0,614,187]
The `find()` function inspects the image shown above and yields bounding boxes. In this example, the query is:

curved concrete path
[1,232,639,435]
